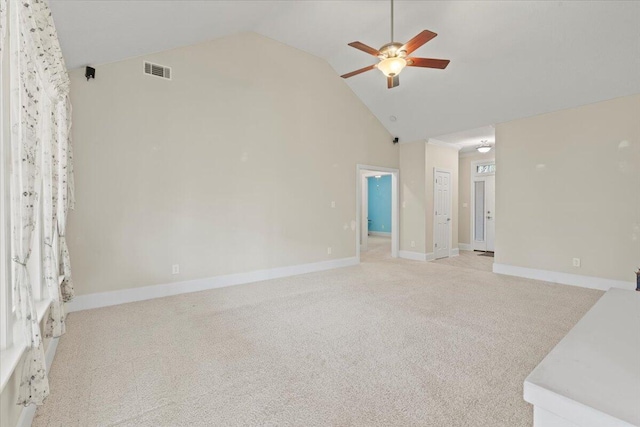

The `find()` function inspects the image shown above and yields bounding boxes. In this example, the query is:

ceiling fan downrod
[390,0,394,43]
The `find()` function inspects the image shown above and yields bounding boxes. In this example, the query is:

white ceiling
[50,1,640,144]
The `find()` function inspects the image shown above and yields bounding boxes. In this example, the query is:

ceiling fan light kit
[341,0,450,88]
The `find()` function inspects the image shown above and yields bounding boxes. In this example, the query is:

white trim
[398,251,435,262]
[16,337,59,427]
[451,248,459,257]
[458,243,473,251]
[66,257,359,313]
[493,263,635,291]
[399,251,426,261]
[433,167,453,259]
[368,231,391,237]
[356,164,399,262]
[427,138,463,151]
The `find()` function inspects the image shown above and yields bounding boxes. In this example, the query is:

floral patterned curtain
[10,0,50,404]
[9,0,74,406]
[0,0,5,54]
[57,98,74,302]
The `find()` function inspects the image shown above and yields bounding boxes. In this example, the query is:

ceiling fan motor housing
[378,42,406,59]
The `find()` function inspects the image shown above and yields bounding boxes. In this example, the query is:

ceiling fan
[341,0,450,89]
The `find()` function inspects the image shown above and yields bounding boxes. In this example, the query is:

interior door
[434,170,451,259]
[473,175,495,252]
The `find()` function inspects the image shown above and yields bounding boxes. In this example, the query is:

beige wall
[425,143,459,252]
[399,141,459,256]
[67,32,397,296]
[399,142,427,253]
[496,94,640,283]
[458,151,495,246]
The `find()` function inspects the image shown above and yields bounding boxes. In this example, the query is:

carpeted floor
[33,240,602,426]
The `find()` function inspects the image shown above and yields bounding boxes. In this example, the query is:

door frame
[470,159,495,251]
[433,167,453,258]
[356,164,399,261]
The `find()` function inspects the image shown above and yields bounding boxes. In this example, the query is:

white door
[434,170,451,259]
[472,175,495,252]
[485,175,495,252]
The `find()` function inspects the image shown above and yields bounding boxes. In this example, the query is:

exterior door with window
[472,162,496,252]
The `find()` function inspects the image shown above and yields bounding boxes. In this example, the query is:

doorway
[434,168,452,259]
[356,165,399,261]
[471,161,496,252]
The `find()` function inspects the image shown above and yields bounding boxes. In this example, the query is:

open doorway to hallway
[356,165,399,262]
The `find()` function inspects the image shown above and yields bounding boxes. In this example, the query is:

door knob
[447,218,451,221]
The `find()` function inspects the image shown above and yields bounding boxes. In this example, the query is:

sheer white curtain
[9,0,73,406]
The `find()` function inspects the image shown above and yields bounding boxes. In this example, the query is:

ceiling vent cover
[143,61,171,80]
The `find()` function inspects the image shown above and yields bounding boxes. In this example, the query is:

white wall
[67,32,397,297]
[495,94,640,285]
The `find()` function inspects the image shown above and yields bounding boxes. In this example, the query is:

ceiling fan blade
[400,30,437,55]
[348,41,381,57]
[387,75,399,89]
[341,64,377,79]
[406,57,450,69]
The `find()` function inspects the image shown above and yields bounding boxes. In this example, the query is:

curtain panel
[10,0,50,403]
[8,0,74,406]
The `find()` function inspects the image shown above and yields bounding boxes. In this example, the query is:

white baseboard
[17,337,59,427]
[66,257,359,313]
[369,231,391,237]
[451,248,460,257]
[458,243,473,251]
[398,250,426,261]
[398,251,435,262]
[493,263,635,291]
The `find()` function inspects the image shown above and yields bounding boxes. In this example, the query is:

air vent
[143,61,171,80]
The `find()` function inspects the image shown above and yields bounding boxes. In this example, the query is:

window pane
[474,181,485,241]
[476,164,496,174]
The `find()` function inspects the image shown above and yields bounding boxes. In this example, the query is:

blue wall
[367,175,391,233]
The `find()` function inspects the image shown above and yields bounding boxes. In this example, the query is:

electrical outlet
[411,240,416,248]
[381,224,385,229]
[327,247,332,255]
[172,264,180,274]
[572,258,581,267]
[331,201,336,208]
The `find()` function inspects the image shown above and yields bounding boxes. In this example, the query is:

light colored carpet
[33,243,602,427]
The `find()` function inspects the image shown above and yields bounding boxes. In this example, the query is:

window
[476,164,496,174]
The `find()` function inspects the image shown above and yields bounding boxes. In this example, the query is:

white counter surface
[524,288,640,427]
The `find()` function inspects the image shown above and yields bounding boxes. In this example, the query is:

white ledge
[0,298,52,392]
[524,289,640,427]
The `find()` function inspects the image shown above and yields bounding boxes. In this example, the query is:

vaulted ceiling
[50,1,640,144]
